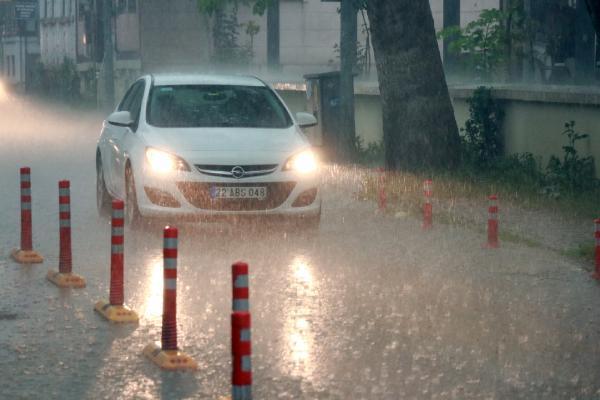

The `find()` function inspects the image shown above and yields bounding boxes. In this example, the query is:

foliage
[197,0,270,16]
[29,59,80,103]
[545,121,597,193]
[461,86,504,168]
[483,153,543,187]
[354,136,384,166]
[460,88,597,196]
[197,0,262,65]
[438,9,510,80]
[330,41,369,75]
[330,8,372,76]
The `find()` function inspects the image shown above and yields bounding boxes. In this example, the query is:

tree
[266,0,280,70]
[365,0,461,170]
[438,9,507,81]
[584,0,600,36]
[339,0,358,161]
[197,0,271,65]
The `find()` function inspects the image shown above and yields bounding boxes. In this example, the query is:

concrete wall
[1,36,40,85]
[139,0,211,74]
[39,0,77,65]
[276,84,600,176]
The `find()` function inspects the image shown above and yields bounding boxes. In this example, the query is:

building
[0,0,40,90]
[33,0,600,103]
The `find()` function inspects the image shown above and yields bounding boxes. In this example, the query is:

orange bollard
[232,311,252,400]
[377,168,387,212]
[422,179,433,230]
[143,226,197,370]
[94,199,138,323]
[592,219,600,280]
[47,180,86,288]
[11,167,44,264]
[485,195,500,249]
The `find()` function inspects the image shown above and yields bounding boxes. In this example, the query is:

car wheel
[96,152,112,218]
[125,165,143,229]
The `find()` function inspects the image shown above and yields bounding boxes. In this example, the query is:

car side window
[128,81,146,131]
[118,82,139,112]
[117,80,145,131]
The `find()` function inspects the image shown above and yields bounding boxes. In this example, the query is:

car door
[106,80,146,197]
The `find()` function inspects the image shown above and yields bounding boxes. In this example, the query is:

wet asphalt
[1,100,600,399]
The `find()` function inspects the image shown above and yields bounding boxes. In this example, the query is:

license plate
[210,186,267,200]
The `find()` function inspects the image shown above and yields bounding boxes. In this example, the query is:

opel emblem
[231,166,245,179]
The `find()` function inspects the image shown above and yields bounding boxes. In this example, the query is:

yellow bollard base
[143,342,198,371]
[11,249,44,264]
[94,301,139,323]
[46,270,86,288]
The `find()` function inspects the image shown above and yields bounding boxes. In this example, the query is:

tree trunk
[267,0,280,71]
[102,0,115,111]
[584,0,600,35]
[339,0,357,161]
[443,0,460,75]
[366,0,461,170]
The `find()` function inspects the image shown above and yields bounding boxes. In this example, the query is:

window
[128,0,137,13]
[147,85,293,129]
[62,0,65,17]
[11,56,15,77]
[118,80,146,130]
[117,0,137,15]
[117,0,126,14]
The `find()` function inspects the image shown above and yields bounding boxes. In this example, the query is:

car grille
[176,182,297,211]
[195,164,279,178]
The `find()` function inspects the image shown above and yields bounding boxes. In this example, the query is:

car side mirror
[107,111,134,127]
[296,112,318,128]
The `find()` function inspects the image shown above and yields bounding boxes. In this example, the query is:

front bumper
[134,166,321,219]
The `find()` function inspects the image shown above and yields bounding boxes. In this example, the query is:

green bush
[461,86,504,168]
[29,58,80,103]
[460,88,597,196]
[354,136,384,166]
[545,121,597,193]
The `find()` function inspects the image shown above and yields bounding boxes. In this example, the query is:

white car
[96,74,321,227]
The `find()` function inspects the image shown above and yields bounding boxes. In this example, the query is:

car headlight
[145,147,190,173]
[0,79,7,102]
[283,149,318,173]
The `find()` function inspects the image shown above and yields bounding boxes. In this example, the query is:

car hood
[142,126,307,153]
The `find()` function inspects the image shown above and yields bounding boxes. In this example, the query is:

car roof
[150,74,266,87]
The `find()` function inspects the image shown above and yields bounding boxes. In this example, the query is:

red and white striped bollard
[94,199,138,322]
[47,180,86,288]
[143,226,197,370]
[232,262,249,312]
[485,195,500,249]
[422,179,433,230]
[378,167,387,212]
[592,219,600,280]
[11,167,44,263]
[232,311,252,400]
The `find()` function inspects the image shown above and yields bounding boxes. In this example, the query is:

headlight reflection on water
[141,257,164,320]
[0,80,7,102]
[283,256,318,379]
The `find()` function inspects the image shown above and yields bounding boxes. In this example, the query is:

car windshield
[146,84,293,128]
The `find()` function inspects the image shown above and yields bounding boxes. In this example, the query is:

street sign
[15,0,37,21]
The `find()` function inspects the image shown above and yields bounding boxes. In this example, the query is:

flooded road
[1,99,600,399]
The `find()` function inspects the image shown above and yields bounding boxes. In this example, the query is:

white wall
[1,37,40,85]
[39,0,77,65]
[242,0,499,75]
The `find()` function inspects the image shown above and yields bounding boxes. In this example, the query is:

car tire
[125,165,143,229]
[96,152,112,218]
